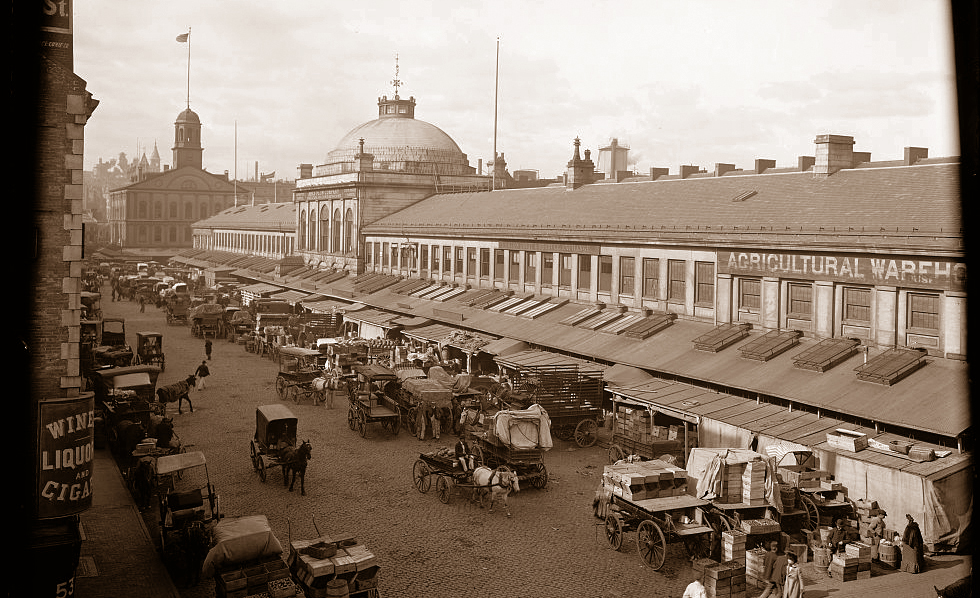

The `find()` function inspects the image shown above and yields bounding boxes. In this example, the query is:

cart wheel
[800,495,819,531]
[257,456,266,482]
[347,408,356,431]
[406,406,418,436]
[472,443,485,468]
[530,463,548,489]
[250,443,258,470]
[357,411,367,438]
[276,376,287,399]
[389,414,400,436]
[574,418,599,448]
[604,513,624,550]
[608,444,626,464]
[437,475,454,504]
[289,386,300,404]
[684,532,712,561]
[413,460,432,493]
[637,519,667,570]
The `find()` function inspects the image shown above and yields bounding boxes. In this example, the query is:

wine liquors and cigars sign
[37,395,95,518]
[719,251,966,292]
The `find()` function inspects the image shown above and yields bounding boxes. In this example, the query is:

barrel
[812,546,831,567]
[779,485,796,509]
[878,543,898,568]
[325,578,350,597]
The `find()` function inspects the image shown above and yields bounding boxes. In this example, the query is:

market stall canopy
[479,337,529,357]
[603,363,656,387]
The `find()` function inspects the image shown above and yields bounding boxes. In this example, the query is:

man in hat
[868,508,887,561]
[757,540,785,598]
[826,518,850,576]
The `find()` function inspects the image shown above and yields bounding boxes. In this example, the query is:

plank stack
[287,534,380,598]
[829,553,860,582]
[718,462,746,503]
[703,560,746,598]
[740,519,780,536]
[215,555,292,598]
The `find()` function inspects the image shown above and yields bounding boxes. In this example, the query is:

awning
[342,308,402,328]
[479,337,529,357]
[238,283,280,296]
[493,349,606,374]
[603,363,656,387]
[607,387,701,424]
[390,316,433,328]
[270,289,308,304]
[402,323,494,352]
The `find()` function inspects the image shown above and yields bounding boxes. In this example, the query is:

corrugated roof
[194,202,296,231]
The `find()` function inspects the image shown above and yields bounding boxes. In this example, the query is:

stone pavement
[74,447,180,598]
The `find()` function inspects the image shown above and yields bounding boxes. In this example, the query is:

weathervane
[390,54,403,98]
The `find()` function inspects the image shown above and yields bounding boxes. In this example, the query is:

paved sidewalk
[74,448,180,598]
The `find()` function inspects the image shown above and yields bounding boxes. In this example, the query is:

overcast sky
[74,0,959,181]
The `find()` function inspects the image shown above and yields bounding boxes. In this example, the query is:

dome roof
[175,108,200,124]
[329,117,464,161]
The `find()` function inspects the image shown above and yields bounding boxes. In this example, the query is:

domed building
[293,82,492,273]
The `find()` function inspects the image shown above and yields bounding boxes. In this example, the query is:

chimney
[798,156,815,172]
[813,134,855,177]
[680,165,700,179]
[255,161,259,182]
[904,146,928,165]
[565,137,595,190]
[297,163,313,179]
[649,167,669,181]
[714,163,736,177]
[224,170,229,181]
[478,158,482,175]
[754,159,776,174]
[355,138,374,172]
[852,151,871,167]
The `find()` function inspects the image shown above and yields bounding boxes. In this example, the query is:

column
[762,277,780,330]
[874,286,897,348]
[716,273,733,324]
[814,280,835,338]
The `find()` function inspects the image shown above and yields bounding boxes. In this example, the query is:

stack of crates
[741,460,767,506]
[602,460,689,501]
[721,529,748,566]
[703,561,746,598]
[744,547,767,589]
[718,462,746,504]
[829,552,860,582]
[845,541,873,580]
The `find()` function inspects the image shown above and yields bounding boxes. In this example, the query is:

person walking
[430,406,441,440]
[138,293,145,312]
[205,338,213,361]
[901,513,926,573]
[195,360,211,391]
[760,541,787,598]
[782,552,804,598]
[757,541,781,598]
[867,508,887,561]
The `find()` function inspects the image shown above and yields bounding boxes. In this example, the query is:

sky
[74,0,960,181]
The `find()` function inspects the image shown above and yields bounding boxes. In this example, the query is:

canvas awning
[603,363,656,387]
[479,337,529,357]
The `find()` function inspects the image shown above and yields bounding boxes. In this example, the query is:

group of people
[683,541,804,598]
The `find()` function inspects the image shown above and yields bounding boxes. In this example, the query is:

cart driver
[455,436,475,474]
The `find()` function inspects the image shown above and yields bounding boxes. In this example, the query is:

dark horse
[280,440,312,495]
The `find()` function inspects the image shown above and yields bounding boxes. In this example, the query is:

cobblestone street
[103,291,971,598]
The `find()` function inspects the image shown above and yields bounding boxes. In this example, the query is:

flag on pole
[176,32,189,42]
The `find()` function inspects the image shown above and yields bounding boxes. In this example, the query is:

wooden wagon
[275,346,330,404]
[249,404,298,482]
[345,364,400,438]
[469,405,551,489]
[393,373,454,437]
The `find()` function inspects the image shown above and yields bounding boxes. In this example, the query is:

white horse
[471,466,520,517]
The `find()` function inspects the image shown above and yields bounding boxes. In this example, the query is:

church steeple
[172,107,203,170]
[150,141,161,172]
[377,54,416,119]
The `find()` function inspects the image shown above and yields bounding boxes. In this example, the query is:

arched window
[298,209,306,250]
[153,226,162,242]
[344,208,354,255]
[138,202,148,219]
[169,203,178,219]
[154,201,163,219]
[332,208,342,253]
[308,209,317,252]
[138,226,147,244]
[169,226,177,242]
[320,208,330,252]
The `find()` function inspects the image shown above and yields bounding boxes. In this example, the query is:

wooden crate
[826,429,868,452]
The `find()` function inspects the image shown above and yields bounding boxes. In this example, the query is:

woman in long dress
[901,514,926,573]
[783,552,804,598]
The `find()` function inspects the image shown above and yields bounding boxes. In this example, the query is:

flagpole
[492,36,499,191]
[185,27,191,108]
[234,120,238,206]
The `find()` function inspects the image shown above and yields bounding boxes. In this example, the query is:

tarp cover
[190,303,226,318]
[202,515,284,577]
[490,404,553,451]
[686,447,782,511]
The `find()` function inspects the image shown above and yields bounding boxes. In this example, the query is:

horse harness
[477,468,514,491]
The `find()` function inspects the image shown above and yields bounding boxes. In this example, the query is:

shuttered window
[695,261,714,306]
[908,292,940,332]
[787,282,813,320]
[667,260,685,302]
[598,255,613,292]
[620,256,635,295]
[843,287,871,323]
[642,258,659,298]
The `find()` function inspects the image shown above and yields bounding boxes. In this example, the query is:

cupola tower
[172,107,203,170]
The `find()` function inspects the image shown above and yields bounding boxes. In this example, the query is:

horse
[130,456,156,511]
[279,440,312,495]
[147,414,177,450]
[157,375,197,414]
[311,376,335,407]
[471,465,520,517]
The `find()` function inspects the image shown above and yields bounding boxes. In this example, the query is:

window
[542,253,554,286]
[332,209,342,253]
[559,253,572,287]
[420,245,429,274]
[642,258,659,298]
[298,210,306,250]
[525,252,537,283]
[843,287,871,323]
[154,202,163,219]
[598,255,613,293]
[320,209,330,251]
[374,242,381,267]
[787,282,813,320]
[494,250,504,281]
[169,203,177,218]
[620,257,635,295]
[390,244,398,268]
[739,278,761,311]
[467,247,477,278]
[365,243,373,265]
[480,248,490,278]
[509,251,520,282]
[444,246,453,275]
[695,261,714,305]
[577,254,592,290]
[382,242,389,267]
[667,260,685,302]
[907,292,940,332]
[168,226,177,242]
[344,208,354,253]
[432,245,440,272]
[455,247,464,276]
[307,208,317,252]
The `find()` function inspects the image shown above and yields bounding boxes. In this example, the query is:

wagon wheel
[799,494,819,531]
[471,443,485,468]
[289,386,300,404]
[406,406,419,436]
[437,475,454,504]
[636,519,667,570]
[553,424,573,442]
[249,442,259,469]
[347,408,357,431]
[608,444,626,464]
[357,411,367,438]
[530,463,548,489]
[413,460,432,493]
[389,414,401,436]
[574,418,599,448]
[604,513,625,551]
[257,456,267,482]
[684,518,712,561]
[276,376,288,399]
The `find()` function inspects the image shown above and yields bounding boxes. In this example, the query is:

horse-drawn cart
[135,331,165,371]
[345,364,401,438]
[190,303,224,338]
[275,346,329,404]
[469,404,552,489]
[603,492,715,570]
[393,373,453,437]
[411,449,521,515]
[249,404,312,494]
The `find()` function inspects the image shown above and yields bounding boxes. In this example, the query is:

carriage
[249,404,311,491]
[190,304,224,338]
[412,448,520,515]
[469,405,551,490]
[92,317,134,369]
[93,365,163,455]
[166,294,191,325]
[135,331,166,372]
[393,372,454,437]
[275,346,330,404]
[773,449,855,531]
[345,364,401,438]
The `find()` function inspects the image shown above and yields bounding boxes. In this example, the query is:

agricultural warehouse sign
[37,394,95,518]
[719,251,966,292]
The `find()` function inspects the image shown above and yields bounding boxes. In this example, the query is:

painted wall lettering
[37,395,95,518]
